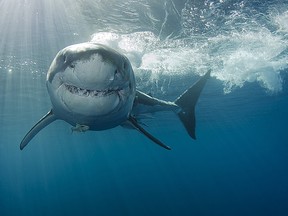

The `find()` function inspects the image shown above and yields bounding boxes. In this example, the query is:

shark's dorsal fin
[128,116,171,150]
[20,110,58,150]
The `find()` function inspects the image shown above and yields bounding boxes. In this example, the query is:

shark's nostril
[123,62,128,70]
[62,55,68,64]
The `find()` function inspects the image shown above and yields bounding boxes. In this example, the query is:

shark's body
[20,43,210,150]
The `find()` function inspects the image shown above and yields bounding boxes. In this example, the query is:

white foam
[90,12,288,94]
[90,32,209,78]
[210,29,287,93]
[274,11,288,33]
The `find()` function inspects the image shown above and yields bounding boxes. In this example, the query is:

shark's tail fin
[174,70,211,139]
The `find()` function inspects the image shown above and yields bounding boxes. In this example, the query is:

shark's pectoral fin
[128,116,171,150]
[20,110,58,150]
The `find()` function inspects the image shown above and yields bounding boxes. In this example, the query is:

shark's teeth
[65,84,118,97]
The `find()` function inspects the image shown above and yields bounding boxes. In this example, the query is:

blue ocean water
[1,0,288,215]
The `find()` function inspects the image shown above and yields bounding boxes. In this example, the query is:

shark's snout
[62,54,117,90]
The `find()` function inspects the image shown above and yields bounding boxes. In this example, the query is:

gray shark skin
[20,42,210,150]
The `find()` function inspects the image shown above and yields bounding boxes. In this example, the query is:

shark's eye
[70,64,75,69]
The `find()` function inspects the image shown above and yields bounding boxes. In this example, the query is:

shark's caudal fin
[175,70,211,139]
[20,110,57,150]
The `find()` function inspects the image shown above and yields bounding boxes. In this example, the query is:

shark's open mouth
[64,84,119,97]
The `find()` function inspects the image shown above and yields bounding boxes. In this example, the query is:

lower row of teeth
[65,85,114,97]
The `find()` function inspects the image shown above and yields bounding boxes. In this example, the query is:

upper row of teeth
[65,84,116,97]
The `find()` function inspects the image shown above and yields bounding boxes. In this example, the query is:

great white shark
[20,42,210,150]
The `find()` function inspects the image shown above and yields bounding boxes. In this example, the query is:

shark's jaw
[46,43,136,129]
[64,84,120,98]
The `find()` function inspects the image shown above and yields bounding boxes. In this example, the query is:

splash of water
[90,6,288,94]
[209,29,287,93]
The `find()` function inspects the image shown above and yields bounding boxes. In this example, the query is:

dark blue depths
[1,74,287,216]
